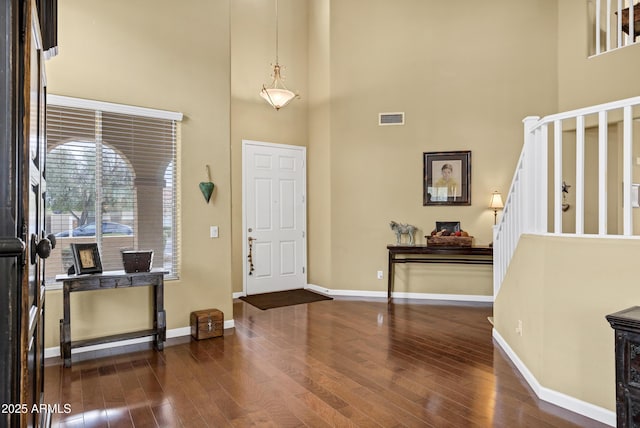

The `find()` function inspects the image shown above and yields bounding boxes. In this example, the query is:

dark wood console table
[387,245,493,299]
[56,268,167,367]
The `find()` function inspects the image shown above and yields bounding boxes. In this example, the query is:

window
[45,95,182,284]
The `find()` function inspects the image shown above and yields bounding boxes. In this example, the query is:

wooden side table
[56,268,167,367]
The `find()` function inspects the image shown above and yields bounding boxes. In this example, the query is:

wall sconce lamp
[260,0,299,110]
[489,191,504,225]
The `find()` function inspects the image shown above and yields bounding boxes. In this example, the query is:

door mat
[239,289,332,310]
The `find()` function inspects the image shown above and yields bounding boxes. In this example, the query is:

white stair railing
[494,96,640,296]
[593,0,639,56]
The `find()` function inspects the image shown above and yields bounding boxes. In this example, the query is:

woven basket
[426,236,473,247]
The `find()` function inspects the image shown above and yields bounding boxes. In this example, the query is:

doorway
[242,140,307,295]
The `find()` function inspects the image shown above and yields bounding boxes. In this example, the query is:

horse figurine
[389,221,417,245]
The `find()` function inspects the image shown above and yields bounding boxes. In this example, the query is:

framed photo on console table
[71,243,103,274]
[424,150,471,206]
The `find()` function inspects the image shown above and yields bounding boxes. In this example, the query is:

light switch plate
[210,226,219,238]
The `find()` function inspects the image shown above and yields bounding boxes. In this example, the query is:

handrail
[535,95,640,126]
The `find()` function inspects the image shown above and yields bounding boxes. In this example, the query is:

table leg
[153,277,166,351]
[61,282,71,367]
[155,310,165,350]
[387,251,394,301]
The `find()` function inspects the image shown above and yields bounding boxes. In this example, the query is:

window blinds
[45,96,182,283]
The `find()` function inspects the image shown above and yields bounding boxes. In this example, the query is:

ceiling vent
[379,112,405,126]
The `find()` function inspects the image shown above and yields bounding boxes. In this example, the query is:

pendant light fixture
[260,0,298,110]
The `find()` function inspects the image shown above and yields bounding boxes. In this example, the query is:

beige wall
[46,1,564,343]
[230,0,558,296]
[307,0,332,287]
[230,0,309,294]
[322,0,558,293]
[558,0,640,110]
[45,8,640,418]
[494,235,640,410]
[45,0,232,347]
[492,0,640,413]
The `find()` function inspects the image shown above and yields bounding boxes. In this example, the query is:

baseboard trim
[44,320,235,359]
[305,283,493,302]
[492,328,615,427]
[234,285,491,303]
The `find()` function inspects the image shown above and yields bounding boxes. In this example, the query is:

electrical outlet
[516,320,523,336]
[377,270,383,280]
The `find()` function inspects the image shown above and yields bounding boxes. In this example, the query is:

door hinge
[302,231,305,238]
[302,266,305,274]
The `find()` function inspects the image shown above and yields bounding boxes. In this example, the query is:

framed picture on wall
[423,151,471,206]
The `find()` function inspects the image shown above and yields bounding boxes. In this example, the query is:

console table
[387,244,493,299]
[56,268,167,367]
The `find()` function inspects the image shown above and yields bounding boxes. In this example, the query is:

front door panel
[243,141,306,295]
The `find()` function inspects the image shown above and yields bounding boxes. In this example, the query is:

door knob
[36,238,53,259]
[46,233,57,250]
[30,234,52,264]
[36,237,52,259]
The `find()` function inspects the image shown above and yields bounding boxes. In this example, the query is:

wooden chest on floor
[190,309,223,340]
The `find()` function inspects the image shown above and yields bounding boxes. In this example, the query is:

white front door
[243,140,307,295]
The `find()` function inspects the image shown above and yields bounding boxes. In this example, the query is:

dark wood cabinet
[0,1,56,426]
[606,306,640,428]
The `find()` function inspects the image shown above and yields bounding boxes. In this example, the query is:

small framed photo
[435,221,461,233]
[71,243,103,274]
[423,150,471,206]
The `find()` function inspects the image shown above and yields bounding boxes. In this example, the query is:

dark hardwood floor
[44,298,608,427]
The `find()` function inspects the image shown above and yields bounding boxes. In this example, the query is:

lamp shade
[489,192,504,209]
[260,86,296,110]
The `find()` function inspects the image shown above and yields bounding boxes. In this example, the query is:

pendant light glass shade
[261,0,298,110]
[260,64,297,110]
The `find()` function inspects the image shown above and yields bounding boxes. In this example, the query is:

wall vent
[379,112,405,126]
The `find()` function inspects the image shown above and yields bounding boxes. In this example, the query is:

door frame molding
[241,139,307,296]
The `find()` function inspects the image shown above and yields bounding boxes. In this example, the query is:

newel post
[521,116,545,234]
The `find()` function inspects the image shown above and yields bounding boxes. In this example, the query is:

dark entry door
[0,1,54,426]
[23,4,49,426]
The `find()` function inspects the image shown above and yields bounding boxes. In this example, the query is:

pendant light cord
[275,0,279,65]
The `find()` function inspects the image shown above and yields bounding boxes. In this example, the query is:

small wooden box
[190,309,223,340]
[426,236,473,247]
